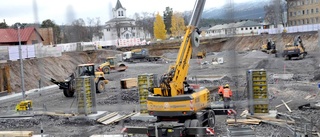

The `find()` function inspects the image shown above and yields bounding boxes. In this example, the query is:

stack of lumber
[0,131,33,137]
[227,118,261,125]
[120,78,137,89]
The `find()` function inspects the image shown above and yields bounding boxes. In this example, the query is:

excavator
[122,0,233,136]
[260,38,277,54]
[282,35,307,60]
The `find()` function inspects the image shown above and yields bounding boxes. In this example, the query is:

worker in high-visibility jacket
[218,86,224,101]
[222,84,232,109]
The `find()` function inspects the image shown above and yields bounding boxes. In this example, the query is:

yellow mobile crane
[123,0,233,136]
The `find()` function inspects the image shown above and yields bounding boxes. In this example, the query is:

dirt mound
[6,50,122,92]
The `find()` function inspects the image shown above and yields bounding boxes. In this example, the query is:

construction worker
[222,84,232,109]
[218,85,224,101]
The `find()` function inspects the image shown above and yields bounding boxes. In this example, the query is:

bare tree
[134,12,155,39]
[264,0,286,27]
[87,17,103,41]
[182,11,192,26]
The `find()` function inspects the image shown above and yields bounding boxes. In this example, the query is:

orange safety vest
[218,86,224,94]
[223,88,231,98]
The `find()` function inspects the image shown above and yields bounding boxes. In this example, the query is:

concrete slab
[130,112,156,122]
[69,111,108,121]
[86,111,108,120]
[273,74,294,80]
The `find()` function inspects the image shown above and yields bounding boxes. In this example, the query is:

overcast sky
[0,0,252,26]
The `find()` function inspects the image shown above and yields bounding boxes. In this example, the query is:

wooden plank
[120,78,137,89]
[97,112,118,123]
[275,100,292,108]
[0,68,3,92]
[0,131,33,137]
[4,65,11,93]
[34,111,75,117]
[281,100,292,112]
[227,119,260,125]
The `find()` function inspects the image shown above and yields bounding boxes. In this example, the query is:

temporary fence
[258,24,320,34]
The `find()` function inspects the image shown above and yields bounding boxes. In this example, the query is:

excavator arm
[153,0,206,97]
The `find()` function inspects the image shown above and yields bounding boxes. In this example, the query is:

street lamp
[16,23,25,100]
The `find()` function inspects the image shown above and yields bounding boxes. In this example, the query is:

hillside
[202,0,269,19]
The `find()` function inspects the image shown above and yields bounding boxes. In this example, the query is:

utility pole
[17,24,25,100]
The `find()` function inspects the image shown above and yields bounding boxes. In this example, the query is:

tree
[41,19,61,44]
[163,7,173,34]
[170,12,185,37]
[87,17,103,41]
[264,0,286,27]
[182,11,192,26]
[134,12,156,39]
[0,21,8,28]
[153,13,167,40]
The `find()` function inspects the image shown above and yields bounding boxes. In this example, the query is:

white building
[99,0,150,44]
[207,20,264,37]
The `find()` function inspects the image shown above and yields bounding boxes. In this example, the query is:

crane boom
[153,0,206,97]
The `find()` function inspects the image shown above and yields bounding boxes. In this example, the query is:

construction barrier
[76,76,97,115]
[247,69,269,115]
[137,73,157,114]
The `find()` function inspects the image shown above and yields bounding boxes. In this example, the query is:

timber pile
[120,78,137,89]
[227,119,261,125]
[0,131,33,137]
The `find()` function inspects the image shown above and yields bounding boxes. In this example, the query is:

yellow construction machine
[282,35,307,60]
[196,50,206,59]
[50,63,108,97]
[123,0,232,136]
[15,100,33,111]
[260,38,277,54]
[98,57,127,74]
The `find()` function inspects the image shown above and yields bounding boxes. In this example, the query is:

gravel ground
[1,49,320,136]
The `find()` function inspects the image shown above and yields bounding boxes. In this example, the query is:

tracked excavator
[123,0,234,136]
[282,35,307,60]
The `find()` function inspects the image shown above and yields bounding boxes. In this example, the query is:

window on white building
[133,33,135,37]
[307,9,309,14]
[241,28,243,30]
[121,11,123,16]
[118,11,121,16]
[316,8,319,13]
[124,27,128,31]
[311,9,314,13]
[106,28,110,31]
[245,28,248,30]
[254,27,256,29]
[302,19,305,24]
[132,27,135,30]
[125,34,129,39]
[250,27,252,30]
[302,10,304,15]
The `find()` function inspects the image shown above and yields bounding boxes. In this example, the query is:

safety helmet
[224,84,229,88]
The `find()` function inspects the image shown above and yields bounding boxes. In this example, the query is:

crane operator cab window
[80,65,94,76]
[183,77,194,94]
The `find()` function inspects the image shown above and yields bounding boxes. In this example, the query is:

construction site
[0,29,319,136]
[1,0,320,136]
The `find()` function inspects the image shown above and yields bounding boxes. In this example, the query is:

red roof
[0,27,43,43]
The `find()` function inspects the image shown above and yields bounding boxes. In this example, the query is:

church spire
[115,0,124,10]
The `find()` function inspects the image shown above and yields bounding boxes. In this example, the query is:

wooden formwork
[0,65,11,93]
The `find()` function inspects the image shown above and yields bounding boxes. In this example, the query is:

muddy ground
[0,32,320,136]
